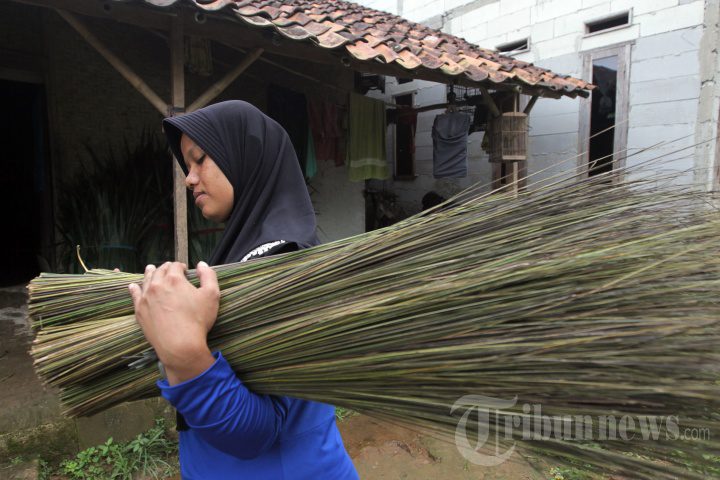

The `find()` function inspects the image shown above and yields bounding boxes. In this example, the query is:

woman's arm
[129,262,287,458]
[158,352,290,459]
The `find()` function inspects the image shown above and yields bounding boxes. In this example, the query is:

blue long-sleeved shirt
[158,352,359,479]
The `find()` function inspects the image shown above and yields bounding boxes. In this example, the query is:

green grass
[549,466,593,480]
[335,406,357,422]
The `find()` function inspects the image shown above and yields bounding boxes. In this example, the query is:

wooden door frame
[578,43,632,179]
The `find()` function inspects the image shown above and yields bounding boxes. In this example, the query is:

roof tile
[139,0,593,97]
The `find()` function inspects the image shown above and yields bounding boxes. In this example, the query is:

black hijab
[163,100,319,265]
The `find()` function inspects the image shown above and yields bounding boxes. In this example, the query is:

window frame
[496,38,531,55]
[578,43,632,180]
[584,11,633,37]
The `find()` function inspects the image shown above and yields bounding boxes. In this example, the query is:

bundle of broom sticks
[28,136,720,478]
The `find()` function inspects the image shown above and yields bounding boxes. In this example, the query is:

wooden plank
[56,10,168,115]
[614,44,631,176]
[170,13,188,265]
[188,47,263,112]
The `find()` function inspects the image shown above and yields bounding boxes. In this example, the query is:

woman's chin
[201,209,225,224]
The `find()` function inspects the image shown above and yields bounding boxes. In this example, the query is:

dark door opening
[0,79,52,286]
[394,93,415,178]
[588,56,618,176]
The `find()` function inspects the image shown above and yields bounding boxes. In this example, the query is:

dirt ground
[338,415,551,480]
[0,286,63,434]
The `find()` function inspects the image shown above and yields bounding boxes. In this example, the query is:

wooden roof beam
[524,95,540,114]
[477,85,501,118]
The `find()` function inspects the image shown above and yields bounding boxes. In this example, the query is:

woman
[128,101,359,479]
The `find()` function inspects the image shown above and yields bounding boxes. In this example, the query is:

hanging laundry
[347,93,389,182]
[268,85,309,173]
[308,99,344,166]
[432,112,471,178]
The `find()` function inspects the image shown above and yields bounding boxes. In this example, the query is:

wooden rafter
[477,85,501,118]
[524,95,539,114]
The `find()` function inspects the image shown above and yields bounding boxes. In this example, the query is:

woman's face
[180,134,234,223]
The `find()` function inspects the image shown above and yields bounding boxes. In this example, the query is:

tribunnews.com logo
[451,394,712,467]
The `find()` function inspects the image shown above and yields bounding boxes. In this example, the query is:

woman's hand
[129,261,219,385]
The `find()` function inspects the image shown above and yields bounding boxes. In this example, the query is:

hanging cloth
[432,112,471,178]
[347,93,389,182]
[308,99,344,166]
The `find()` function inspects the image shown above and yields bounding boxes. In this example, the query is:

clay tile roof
[143,0,594,98]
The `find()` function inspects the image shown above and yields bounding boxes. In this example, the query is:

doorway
[393,92,416,179]
[0,79,52,286]
[579,44,630,178]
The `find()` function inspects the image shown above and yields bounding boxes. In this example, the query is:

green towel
[348,93,389,181]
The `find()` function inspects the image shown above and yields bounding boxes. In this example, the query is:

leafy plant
[59,418,177,480]
[335,407,356,422]
[55,132,173,274]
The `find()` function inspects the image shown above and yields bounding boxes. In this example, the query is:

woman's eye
[197,154,206,164]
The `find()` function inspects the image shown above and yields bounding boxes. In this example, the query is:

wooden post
[57,10,167,116]
[170,12,188,264]
[187,47,263,112]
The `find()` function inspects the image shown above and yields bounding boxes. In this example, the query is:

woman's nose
[185,168,199,189]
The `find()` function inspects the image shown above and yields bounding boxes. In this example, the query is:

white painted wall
[310,159,366,243]
[354,0,718,212]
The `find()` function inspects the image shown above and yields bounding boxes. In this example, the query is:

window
[496,38,529,54]
[586,12,630,35]
[394,93,415,179]
[579,45,631,178]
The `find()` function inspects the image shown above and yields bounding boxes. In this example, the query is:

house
[358,0,720,213]
[1,0,592,286]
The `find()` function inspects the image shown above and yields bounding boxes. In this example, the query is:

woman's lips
[194,193,207,206]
